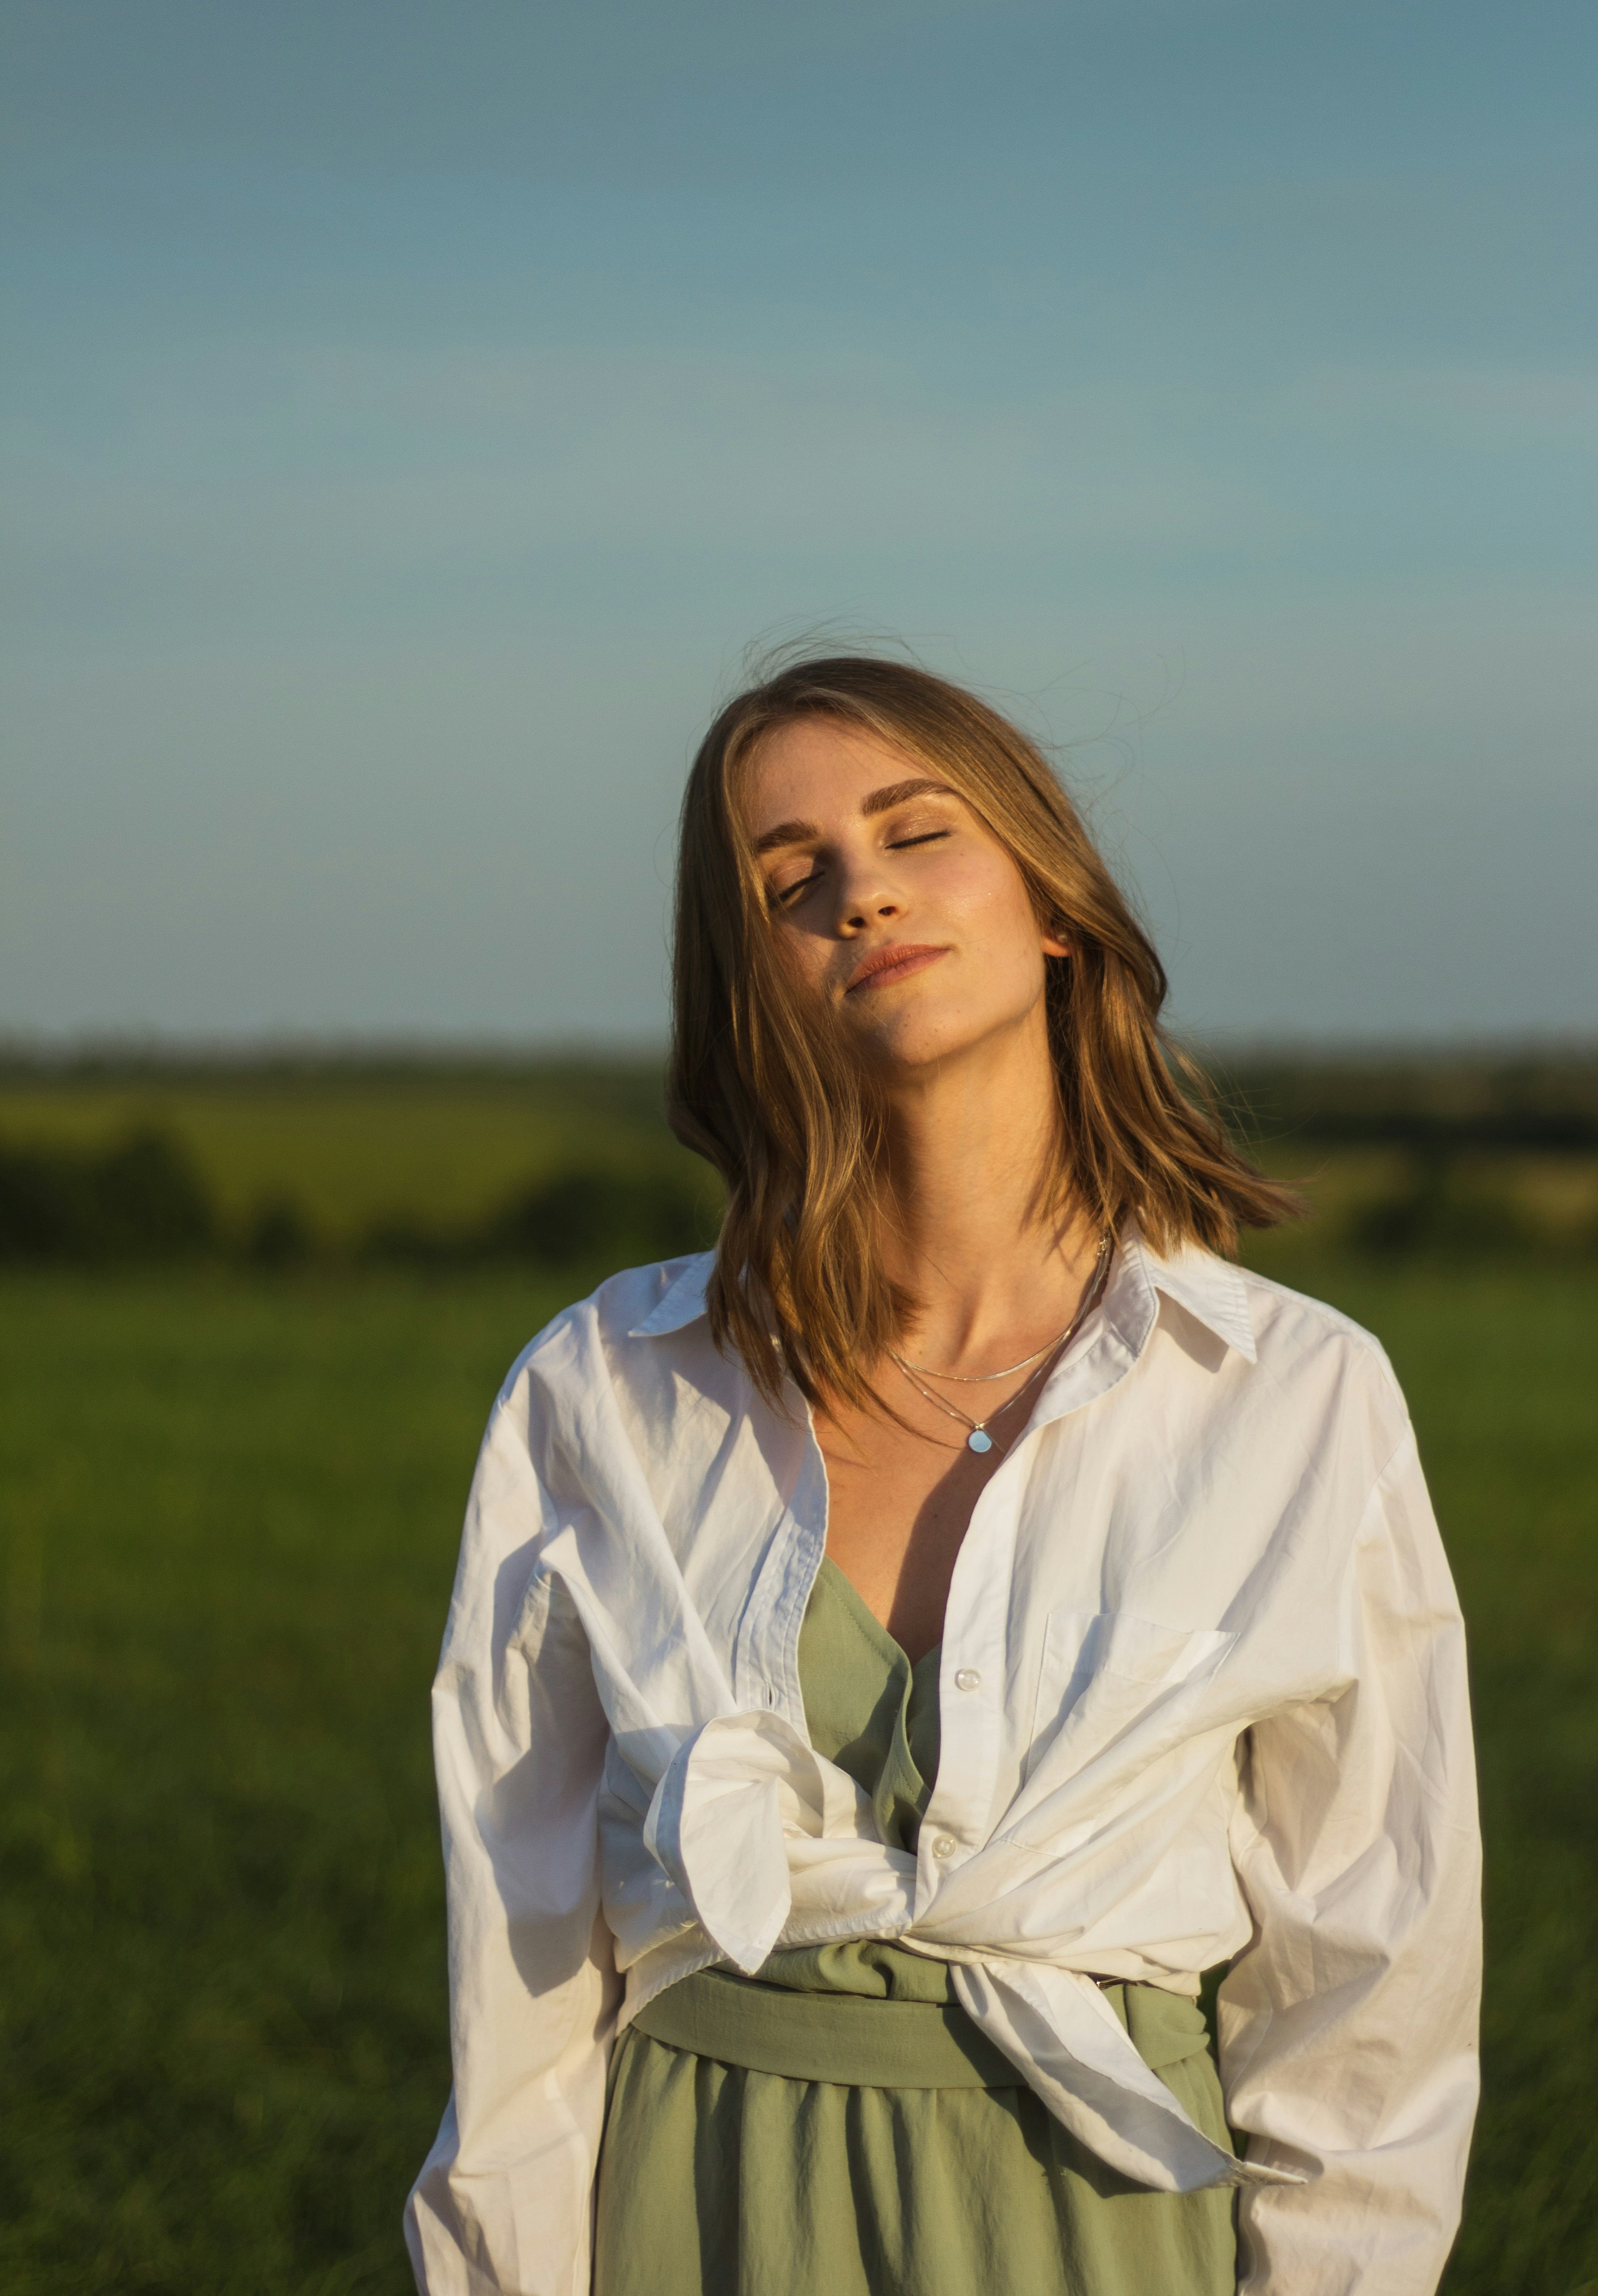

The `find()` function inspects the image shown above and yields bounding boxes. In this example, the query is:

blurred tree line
[1,1047,1595,1269]
[0,1129,714,1272]
[1213,1048,1598,1154]
[1212,1048,1598,1261]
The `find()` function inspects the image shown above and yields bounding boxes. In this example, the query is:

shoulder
[494,1251,714,1391]
[1236,1261,1393,1374]
[457,1251,721,1548]
[1232,1260,1411,1456]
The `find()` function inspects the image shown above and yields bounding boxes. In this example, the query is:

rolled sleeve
[1221,1425,1482,2295]
[405,1381,619,2296]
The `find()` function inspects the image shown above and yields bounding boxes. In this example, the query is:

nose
[832,849,902,937]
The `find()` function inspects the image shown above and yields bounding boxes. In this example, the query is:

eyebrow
[752,778,958,854]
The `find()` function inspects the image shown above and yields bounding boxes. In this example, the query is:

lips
[845,942,949,993]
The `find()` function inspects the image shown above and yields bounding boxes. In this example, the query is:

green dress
[593,1559,1238,2296]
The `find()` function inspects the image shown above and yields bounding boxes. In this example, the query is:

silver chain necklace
[888,1240,1114,1455]
[893,1235,1113,1383]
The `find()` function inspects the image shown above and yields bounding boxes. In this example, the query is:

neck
[877,1010,1101,1370]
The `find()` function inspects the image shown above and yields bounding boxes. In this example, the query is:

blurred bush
[243,1192,319,1270]
[1348,1154,1535,1261]
[0,1128,215,1263]
[364,1162,713,1271]
[483,1163,711,1268]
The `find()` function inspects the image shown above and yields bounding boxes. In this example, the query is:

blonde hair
[667,653,1295,1407]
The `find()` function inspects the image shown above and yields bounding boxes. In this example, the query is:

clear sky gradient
[4,0,1595,1046]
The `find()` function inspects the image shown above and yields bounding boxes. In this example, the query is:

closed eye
[767,822,955,907]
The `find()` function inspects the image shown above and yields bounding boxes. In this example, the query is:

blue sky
[4,0,1595,1044]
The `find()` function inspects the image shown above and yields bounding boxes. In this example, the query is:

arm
[405,1377,619,2296]
[1221,1423,1481,2296]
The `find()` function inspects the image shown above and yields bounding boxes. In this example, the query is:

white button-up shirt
[405,1235,1480,2296]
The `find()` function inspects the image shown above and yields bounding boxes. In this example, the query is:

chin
[866,1019,987,1074]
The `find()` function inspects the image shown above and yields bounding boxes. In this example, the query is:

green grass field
[2,1256,1594,2294]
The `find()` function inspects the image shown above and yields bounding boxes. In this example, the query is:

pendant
[967,1429,993,1453]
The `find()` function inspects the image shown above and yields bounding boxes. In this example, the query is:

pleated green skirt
[593,1561,1237,2296]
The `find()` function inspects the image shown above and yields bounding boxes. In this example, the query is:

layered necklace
[888,1236,1113,1455]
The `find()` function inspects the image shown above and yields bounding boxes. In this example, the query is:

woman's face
[743,714,1067,1078]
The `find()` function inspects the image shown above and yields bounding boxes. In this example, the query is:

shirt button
[931,1835,957,1859]
[954,1668,981,1693]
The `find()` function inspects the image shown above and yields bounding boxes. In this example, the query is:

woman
[406,655,1480,2296]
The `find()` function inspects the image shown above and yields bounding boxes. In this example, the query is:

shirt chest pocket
[1026,1605,1237,1780]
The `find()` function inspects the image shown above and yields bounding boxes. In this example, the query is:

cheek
[769,920,830,992]
[942,850,1045,964]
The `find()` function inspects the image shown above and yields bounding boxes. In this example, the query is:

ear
[1041,928,1072,959]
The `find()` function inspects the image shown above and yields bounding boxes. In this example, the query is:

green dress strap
[732,1558,957,2008]
[798,1555,942,1850]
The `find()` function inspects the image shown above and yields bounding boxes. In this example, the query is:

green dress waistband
[631,1965,1215,2090]
[632,1968,1016,2087]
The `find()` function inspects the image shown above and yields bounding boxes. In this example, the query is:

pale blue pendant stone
[967,1430,993,1453]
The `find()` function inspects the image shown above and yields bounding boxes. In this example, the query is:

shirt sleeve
[1220,1417,1482,2296]
[405,1377,620,2296]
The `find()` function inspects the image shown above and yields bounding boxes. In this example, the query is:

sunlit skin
[744,716,1107,1660]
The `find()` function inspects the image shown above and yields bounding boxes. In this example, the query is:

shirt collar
[1110,1231,1258,1365]
[627,1252,715,1338]
[627,1235,1255,1365]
